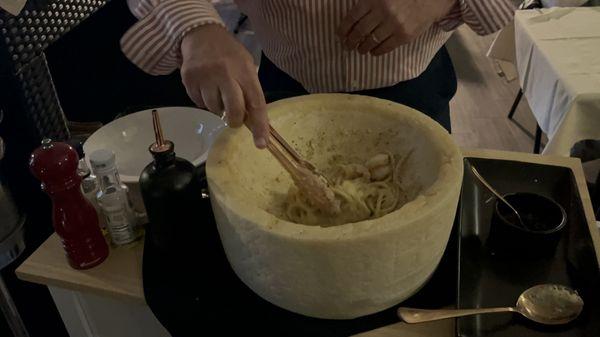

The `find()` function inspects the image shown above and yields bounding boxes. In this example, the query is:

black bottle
[139,110,205,254]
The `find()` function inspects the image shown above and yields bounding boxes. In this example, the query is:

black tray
[457,157,600,337]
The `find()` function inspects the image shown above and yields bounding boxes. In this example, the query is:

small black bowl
[487,192,567,257]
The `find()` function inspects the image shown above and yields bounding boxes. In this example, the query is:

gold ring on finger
[220,111,229,125]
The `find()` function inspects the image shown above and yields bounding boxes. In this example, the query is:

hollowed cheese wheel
[206,94,463,319]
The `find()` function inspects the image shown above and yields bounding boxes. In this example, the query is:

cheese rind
[207,94,463,319]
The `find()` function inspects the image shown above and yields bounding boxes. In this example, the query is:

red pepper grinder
[29,139,109,269]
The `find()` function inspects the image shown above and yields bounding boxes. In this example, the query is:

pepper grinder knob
[29,139,81,193]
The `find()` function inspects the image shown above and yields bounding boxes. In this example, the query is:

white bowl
[84,107,225,183]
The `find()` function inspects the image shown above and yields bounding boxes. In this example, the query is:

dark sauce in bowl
[497,193,565,233]
[489,192,567,257]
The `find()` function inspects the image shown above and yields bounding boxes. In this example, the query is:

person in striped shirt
[121,0,515,148]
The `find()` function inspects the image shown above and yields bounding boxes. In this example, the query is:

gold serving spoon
[398,284,583,325]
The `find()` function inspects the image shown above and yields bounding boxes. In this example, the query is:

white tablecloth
[515,7,600,156]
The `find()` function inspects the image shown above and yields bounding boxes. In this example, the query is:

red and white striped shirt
[121,0,515,93]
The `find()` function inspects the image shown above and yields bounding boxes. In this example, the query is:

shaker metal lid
[89,149,116,174]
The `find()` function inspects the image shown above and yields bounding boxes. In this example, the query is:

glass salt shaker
[77,157,106,233]
[89,149,140,246]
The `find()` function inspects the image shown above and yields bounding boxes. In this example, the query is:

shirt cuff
[437,0,516,35]
[120,0,225,75]
[437,2,465,32]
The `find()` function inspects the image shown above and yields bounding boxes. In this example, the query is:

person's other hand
[180,24,268,149]
[336,0,456,56]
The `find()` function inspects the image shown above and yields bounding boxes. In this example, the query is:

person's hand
[180,24,268,149]
[336,0,457,56]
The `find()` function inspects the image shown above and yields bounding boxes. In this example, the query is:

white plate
[83,107,226,183]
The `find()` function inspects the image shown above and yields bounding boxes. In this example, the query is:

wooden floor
[447,26,544,153]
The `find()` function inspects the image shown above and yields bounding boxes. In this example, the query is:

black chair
[570,139,600,219]
[507,88,543,154]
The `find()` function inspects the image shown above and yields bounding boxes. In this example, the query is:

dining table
[489,7,600,156]
[14,149,600,337]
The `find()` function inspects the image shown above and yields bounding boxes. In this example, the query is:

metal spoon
[470,165,525,227]
[398,284,584,325]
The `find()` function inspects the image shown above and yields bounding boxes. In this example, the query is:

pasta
[284,152,411,226]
